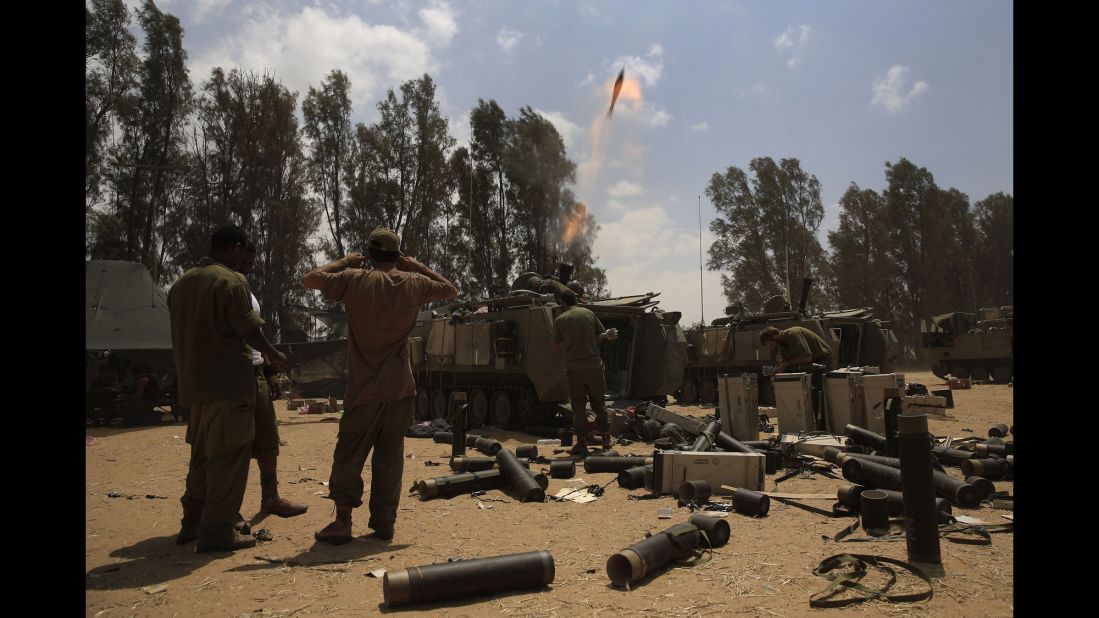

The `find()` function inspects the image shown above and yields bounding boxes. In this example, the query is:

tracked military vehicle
[922,306,1013,383]
[676,278,899,404]
[408,267,687,428]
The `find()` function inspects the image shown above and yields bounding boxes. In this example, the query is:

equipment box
[773,373,814,434]
[718,374,758,441]
[861,373,904,435]
[652,451,765,495]
[823,369,865,433]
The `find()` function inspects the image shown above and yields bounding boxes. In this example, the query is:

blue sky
[128,0,1013,325]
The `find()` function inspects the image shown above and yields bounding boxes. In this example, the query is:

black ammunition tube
[842,457,980,508]
[883,388,902,458]
[932,446,977,466]
[985,437,1005,446]
[689,421,722,452]
[732,488,770,516]
[835,451,945,473]
[961,458,1007,481]
[515,445,539,459]
[549,460,575,479]
[898,414,942,564]
[452,400,467,458]
[974,443,1007,458]
[844,424,888,451]
[496,449,545,502]
[688,514,731,547]
[715,431,763,454]
[678,480,712,503]
[415,469,504,500]
[741,440,773,449]
[965,476,997,501]
[450,456,495,472]
[475,437,503,456]
[860,490,890,529]
[763,450,781,474]
[837,485,951,521]
[988,423,1010,438]
[836,483,866,508]
[606,522,702,587]
[433,431,453,444]
[383,550,554,607]
[617,465,652,489]
[584,456,653,473]
[465,434,483,447]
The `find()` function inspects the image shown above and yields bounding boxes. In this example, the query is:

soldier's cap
[367,228,402,254]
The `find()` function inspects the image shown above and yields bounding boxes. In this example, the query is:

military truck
[922,306,1013,383]
[408,270,687,428]
[676,279,900,404]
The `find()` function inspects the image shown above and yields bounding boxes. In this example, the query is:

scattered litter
[955,515,995,526]
[477,500,491,510]
[107,491,123,498]
[142,584,168,595]
[253,529,273,542]
[367,569,387,578]
[657,508,673,519]
[172,435,181,439]
[320,481,329,487]
[1001,514,1013,521]
[311,491,326,496]
[86,436,99,446]
[406,453,416,459]
[424,460,441,466]
[298,465,317,471]
[553,487,599,504]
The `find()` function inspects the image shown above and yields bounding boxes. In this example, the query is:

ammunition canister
[836,484,951,521]
[974,443,1007,458]
[688,514,731,547]
[931,445,977,466]
[689,421,722,452]
[465,434,483,447]
[844,424,888,451]
[383,550,554,607]
[715,431,763,454]
[515,444,538,459]
[606,522,703,587]
[475,437,503,456]
[965,476,997,501]
[842,457,980,508]
[415,470,505,500]
[898,414,942,564]
[496,449,545,502]
[678,480,712,504]
[583,456,653,474]
[432,431,453,444]
[988,423,1010,438]
[549,460,575,479]
[961,458,1007,480]
[732,488,770,516]
[617,465,652,489]
[763,449,781,474]
[860,490,890,530]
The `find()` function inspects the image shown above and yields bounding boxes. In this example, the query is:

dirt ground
[86,370,1013,617]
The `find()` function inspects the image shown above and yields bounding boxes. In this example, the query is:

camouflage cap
[367,228,402,254]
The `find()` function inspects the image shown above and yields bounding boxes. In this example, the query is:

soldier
[170,224,287,552]
[550,290,618,456]
[758,326,833,373]
[303,228,458,544]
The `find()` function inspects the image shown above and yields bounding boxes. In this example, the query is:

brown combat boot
[195,527,257,553]
[601,433,612,451]
[314,505,354,545]
[258,458,308,517]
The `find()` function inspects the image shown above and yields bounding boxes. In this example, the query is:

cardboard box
[773,373,815,434]
[651,450,765,495]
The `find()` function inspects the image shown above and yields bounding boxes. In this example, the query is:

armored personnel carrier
[677,279,899,404]
[922,306,1013,383]
[407,268,687,428]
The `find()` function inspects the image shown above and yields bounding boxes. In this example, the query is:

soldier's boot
[258,458,308,517]
[314,505,354,545]
[601,432,612,451]
[176,501,204,545]
[195,527,257,553]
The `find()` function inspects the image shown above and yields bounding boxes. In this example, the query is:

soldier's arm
[398,256,459,300]
[302,253,366,290]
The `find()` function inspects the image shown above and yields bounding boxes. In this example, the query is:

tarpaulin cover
[86,260,173,351]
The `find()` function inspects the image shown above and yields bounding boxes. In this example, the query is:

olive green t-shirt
[313,267,456,408]
[780,326,832,364]
[169,257,265,406]
[552,306,606,371]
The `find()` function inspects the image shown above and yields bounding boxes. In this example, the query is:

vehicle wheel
[431,387,448,420]
[701,380,718,405]
[490,390,514,428]
[469,389,489,427]
[970,366,990,382]
[991,366,1012,384]
[518,386,545,427]
[676,379,699,405]
[930,364,947,380]
[950,366,970,379]
[415,387,431,421]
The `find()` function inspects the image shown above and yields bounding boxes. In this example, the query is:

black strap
[810,553,934,608]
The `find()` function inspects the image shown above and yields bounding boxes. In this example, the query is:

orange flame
[562,202,588,245]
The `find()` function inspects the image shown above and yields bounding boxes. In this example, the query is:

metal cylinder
[678,480,712,503]
[559,429,573,446]
[715,431,762,454]
[837,484,951,521]
[433,431,453,444]
[763,450,781,474]
[550,460,575,479]
[860,490,890,529]
[844,424,888,451]
[515,445,538,459]
[617,465,652,489]
[688,514,731,547]
[882,388,902,458]
[741,440,773,449]
[383,550,555,607]
[415,470,505,500]
[465,434,483,447]
[690,421,722,452]
[842,457,980,508]
[974,443,1007,458]
[932,445,977,466]
[642,419,662,441]
[450,456,495,472]
[606,522,702,587]
[961,458,1007,481]
[836,483,866,509]
[835,450,943,473]
[584,456,653,474]
[732,488,770,516]
[496,449,545,502]
[898,414,942,563]
[988,423,1010,438]
[451,394,467,458]
[965,476,997,501]
[985,437,1005,446]
[475,438,503,456]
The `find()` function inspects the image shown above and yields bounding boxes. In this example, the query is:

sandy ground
[86,370,1013,617]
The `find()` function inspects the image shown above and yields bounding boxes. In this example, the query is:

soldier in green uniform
[303,228,458,544]
[759,326,834,373]
[550,290,618,456]
[170,225,287,553]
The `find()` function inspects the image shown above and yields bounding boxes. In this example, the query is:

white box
[823,369,865,433]
[773,373,815,434]
[779,433,851,457]
[861,373,904,435]
[718,374,758,441]
[651,450,765,495]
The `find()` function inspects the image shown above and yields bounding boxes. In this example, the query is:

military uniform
[169,257,264,538]
[552,306,609,440]
[779,326,833,372]
[313,266,454,534]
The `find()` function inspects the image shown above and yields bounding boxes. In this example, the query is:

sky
[122,0,1013,326]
